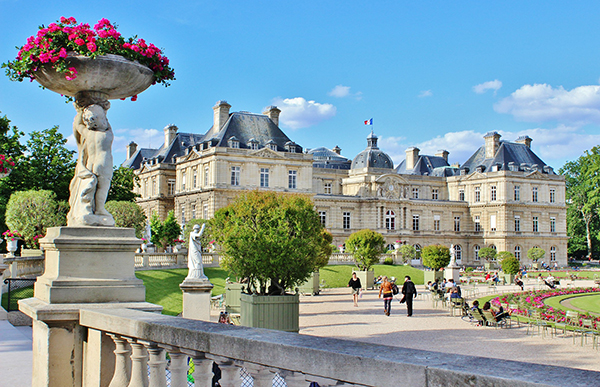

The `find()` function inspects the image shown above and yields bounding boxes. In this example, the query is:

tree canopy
[478,247,497,262]
[150,211,181,249]
[212,190,326,295]
[397,244,417,264]
[105,201,146,238]
[422,244,450,270]
[527,247,545,262]
[346,229,385,271]
[107,166,140,202]
[500,253,520,275]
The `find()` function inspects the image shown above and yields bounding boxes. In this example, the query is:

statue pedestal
[444,265,461,283]
[180,278,214,321]
[0,263,8,320]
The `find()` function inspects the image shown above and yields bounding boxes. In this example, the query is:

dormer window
[285,141,297,153]
[247,138,259,150]
[266,140,277,151]
[228,136,240,149]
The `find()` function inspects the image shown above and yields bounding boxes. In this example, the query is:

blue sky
[2,1,600,169]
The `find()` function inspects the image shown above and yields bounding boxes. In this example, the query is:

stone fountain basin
[34,54,154,100]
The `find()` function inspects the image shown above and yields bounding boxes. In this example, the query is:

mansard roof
[351,132,394,170]
[309,147,352,170]
[204,112,300,152]
[395,155,458,177]
[122,132,205,170]
[460,141,553,174]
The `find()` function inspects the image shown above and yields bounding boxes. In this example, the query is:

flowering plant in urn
[2,230,22,241]
[0,154,15,176]
[3,16,175,100]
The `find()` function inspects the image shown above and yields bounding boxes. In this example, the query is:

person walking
[378,276,394,316]
[401,275,418,317]
[348,272,362,307]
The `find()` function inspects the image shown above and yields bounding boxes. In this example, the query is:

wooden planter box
[298,271,320,295]
[240,293,299,332]
[423,270,444,284]
[484,262,497,271]
[225,283,243,314]
[503,274,515,285]
[355,270,375,290]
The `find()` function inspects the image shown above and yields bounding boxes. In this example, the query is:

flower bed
[492,288,600,327]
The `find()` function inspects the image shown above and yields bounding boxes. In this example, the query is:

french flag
[364,118,373,125]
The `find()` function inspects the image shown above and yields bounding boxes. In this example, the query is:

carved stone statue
[186,223,207,280]
[449,244,457,267]
[67,93,115,227]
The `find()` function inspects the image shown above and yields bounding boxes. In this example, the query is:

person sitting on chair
[483,301,509,322]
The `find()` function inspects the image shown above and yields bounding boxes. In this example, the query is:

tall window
[459,188,465,201]
[433,215,440,231]
[550,189,556,203]
[412,214,420,231]
[152,177,156,196]
[203,204,208,219]
[260,168,269,187]
[412,188,419,199]
[550,246,557,261]
[319,211,327,227]
[324,182,332,194]
[168,179,175,196]
[182,171,186,191]
[432,189,439,200]
[514,185,520,201]
[144,179,148,198]
[550,217,556,233]
[181,205,186,226]
[533,216,539,232]
[454,216,461,232]
[532,187,538,202]
[414,244,422,260]
[288,170,297,189]
[474,187,480,202]
[515,245,521,261]
[474,245,480,261]
[514,216,521,232]
[474,215,481,232]
[490,186,497,201]
[455,245,462,261]
[192,168,197,189]
[231,166,240,186]
[385,210,396,230]
[191,204,196,219]
[490,214,497,231]
[343,212,351,230]
[204,166,209,186]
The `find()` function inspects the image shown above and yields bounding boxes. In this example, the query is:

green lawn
[1,285,34,311]
[320,264,424,288]
[567,294,600,314]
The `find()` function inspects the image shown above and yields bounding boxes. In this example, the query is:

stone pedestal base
[445,265,461,283]
[180,278,214,321]
[35,227,146,304]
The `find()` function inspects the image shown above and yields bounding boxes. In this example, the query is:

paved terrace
[1,282,598,386]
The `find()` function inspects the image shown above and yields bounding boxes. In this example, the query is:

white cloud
[112,127,163,157]
[494,83,600,124]
[418,90,433,98]
[328,85,362,100]
[473,79,502,94]
[272,97,337,129]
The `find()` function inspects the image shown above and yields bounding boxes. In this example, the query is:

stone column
[180,278,214,321]
[19,227,162,387]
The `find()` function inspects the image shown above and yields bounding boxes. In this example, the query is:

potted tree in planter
[528,247,545,269]
[212,190,327,332]
[345,229,385,290]
[398,244,417,265]
[298,229,332,295]
[422,244,450,284]
[499,252,519,284]
[478,247,497,270]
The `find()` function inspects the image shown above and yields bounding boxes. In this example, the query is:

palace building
[124,101,567,266]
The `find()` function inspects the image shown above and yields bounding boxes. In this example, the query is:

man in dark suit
[401,275,417,317]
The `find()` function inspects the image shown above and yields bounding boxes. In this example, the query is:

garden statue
[449,244,457,267]
[186,223,207,280]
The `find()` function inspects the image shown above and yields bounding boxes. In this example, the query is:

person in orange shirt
[378,276,394,316]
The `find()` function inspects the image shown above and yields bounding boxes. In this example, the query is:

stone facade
[124,101,567,267]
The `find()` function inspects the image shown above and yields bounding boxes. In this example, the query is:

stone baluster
[182,351,213,387]
[168,351,189,387]
[145,342,167,387]
[244,363,275,387]
[280,371,309,387]
[210,356,241,387]
[127,339,149,387]
[108,334,131,387]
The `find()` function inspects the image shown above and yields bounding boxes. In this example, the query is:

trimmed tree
[422,244,451,270]
[150,211,181,250]
[500,254,520,275]
[315,229,333,270]
[478,247,497,262]
[5,190,66,248]
[346,229,385,271]
[398,244,417,264]
[105,201,146,238]
[212,190,326,295]
[527,247,545,262]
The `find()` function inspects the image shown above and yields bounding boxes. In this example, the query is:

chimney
[332,145,341,155]
[263,105,281,127]
[516,135,532,148]
[213,100,231,131]
[126,141,137,160]
[484,131,501,159]
[164,124,178,147]
[435,149,449,162]
[405,147,420,170]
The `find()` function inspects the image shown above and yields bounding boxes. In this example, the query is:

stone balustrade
[134,253,221,270]
[75,307,598,387]
[2,256,45,278]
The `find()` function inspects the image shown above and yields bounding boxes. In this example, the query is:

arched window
[515,245,521,261]
[386,243,395,251]
[474,245,480,261]
[550,246,557,262]
[385,210,396,230]
[489,245,497,261]
[454,245,462,261]
[414,244,421,259]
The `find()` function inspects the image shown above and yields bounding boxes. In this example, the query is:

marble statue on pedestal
[186,223,207,280]
[449,244,457,267]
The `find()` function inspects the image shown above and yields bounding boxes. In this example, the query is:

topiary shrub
[501,254,520,275]
[345,229,385,271]
[527,247,545,262]
[422,244,450,270]
[383,256,394,265]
